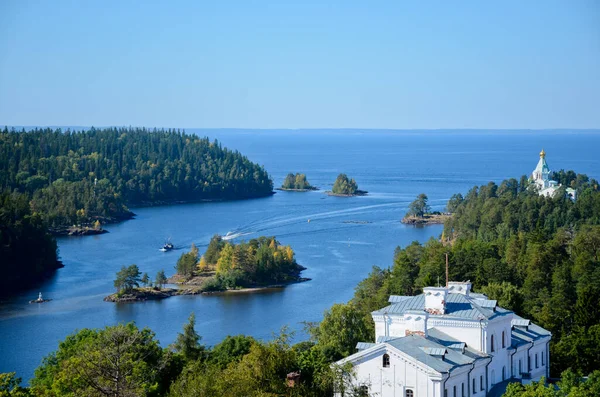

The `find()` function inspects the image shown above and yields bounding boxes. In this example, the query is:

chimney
[423,287,448,315]
[447,281,472,297]
[403,310,429,337]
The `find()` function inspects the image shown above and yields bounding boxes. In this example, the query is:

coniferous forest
[0,127,273,294]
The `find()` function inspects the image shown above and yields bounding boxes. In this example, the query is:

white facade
[336,281,551,397]
[530,149,576,200]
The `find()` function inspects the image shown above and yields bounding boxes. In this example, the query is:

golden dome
[540,149,546,158]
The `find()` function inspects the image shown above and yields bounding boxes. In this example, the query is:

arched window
[491,334,495,352]
[502,331,506,348]
[383,353,390,368]
[502,366,506,381]
[406,389,414,397]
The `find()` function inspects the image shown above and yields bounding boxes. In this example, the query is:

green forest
[0,127,273,228]
[0,192,60,294]
[176,236,306,291]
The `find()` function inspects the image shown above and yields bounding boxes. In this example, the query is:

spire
[540,149,546,159]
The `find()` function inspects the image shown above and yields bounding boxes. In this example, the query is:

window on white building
[473,378,476,394]
[519,359,522,374]
[480,375,484,391]
[462,383,465,397]
[491,335,495,352]
[444,388,448,397]
[383,353,390,368]
[406,389,414,397]
[502,366,506,381]
[535,353,539,368]
[502,331,506,348]
[542,351,545,366]
[453,385,456,397]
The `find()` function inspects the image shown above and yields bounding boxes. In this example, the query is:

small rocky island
[105,236,310,303]
[29,292,52,304]
[327,173,367,196]
[276,173,317,191]
[401,193,451,225]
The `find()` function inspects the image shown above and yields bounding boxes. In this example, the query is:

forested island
[328,173,367,196]
[0,127,274,295]
[104,235,308,302]
[171,236,308,292]
[278,173,317,191]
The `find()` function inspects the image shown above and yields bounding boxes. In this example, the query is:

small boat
[160,239,174,252]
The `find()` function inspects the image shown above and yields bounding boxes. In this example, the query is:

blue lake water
[1,130,599,382]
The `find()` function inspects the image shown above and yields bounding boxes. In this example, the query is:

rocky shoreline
[104,278,312,303]
[326,190,368,197]
[401,213,451,226]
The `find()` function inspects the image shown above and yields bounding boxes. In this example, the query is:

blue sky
[0,0,598,129]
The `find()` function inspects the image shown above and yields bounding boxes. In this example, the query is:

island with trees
[327,173,367,196]
[401,193,452,225]
[1,126,274,295]
[277,173,317,191]
[169,236,309,293]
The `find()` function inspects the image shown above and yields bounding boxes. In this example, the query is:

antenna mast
[445,253,449,287]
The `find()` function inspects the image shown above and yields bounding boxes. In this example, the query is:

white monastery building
[335,281,551,397]
[531,149,576,200]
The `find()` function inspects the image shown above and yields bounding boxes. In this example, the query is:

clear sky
[0,0,598,129]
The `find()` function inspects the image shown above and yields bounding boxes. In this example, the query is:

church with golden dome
[531,149,576,200]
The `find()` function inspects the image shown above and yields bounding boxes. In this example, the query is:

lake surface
[1,130,599,382]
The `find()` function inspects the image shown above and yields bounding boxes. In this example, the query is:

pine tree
[155,270,167,290]
[172,313,204,361]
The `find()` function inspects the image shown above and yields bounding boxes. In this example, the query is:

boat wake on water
[218,202,404,242]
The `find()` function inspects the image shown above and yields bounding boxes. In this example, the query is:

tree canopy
[406,193,431,218]
[281,173,315,190]
[331,174,359,195]
[0,127,273,229]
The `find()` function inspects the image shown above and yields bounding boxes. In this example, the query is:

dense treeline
[3,318,358,397]
[327,172,600,378]
[177,236,306,291]
[0,127,273,228]
[0,192,60,294]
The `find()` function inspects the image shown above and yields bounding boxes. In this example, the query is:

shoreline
[401,213,451,226]
[275,187,318,192]
[325,190,368,197]
[104,278,311,303]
